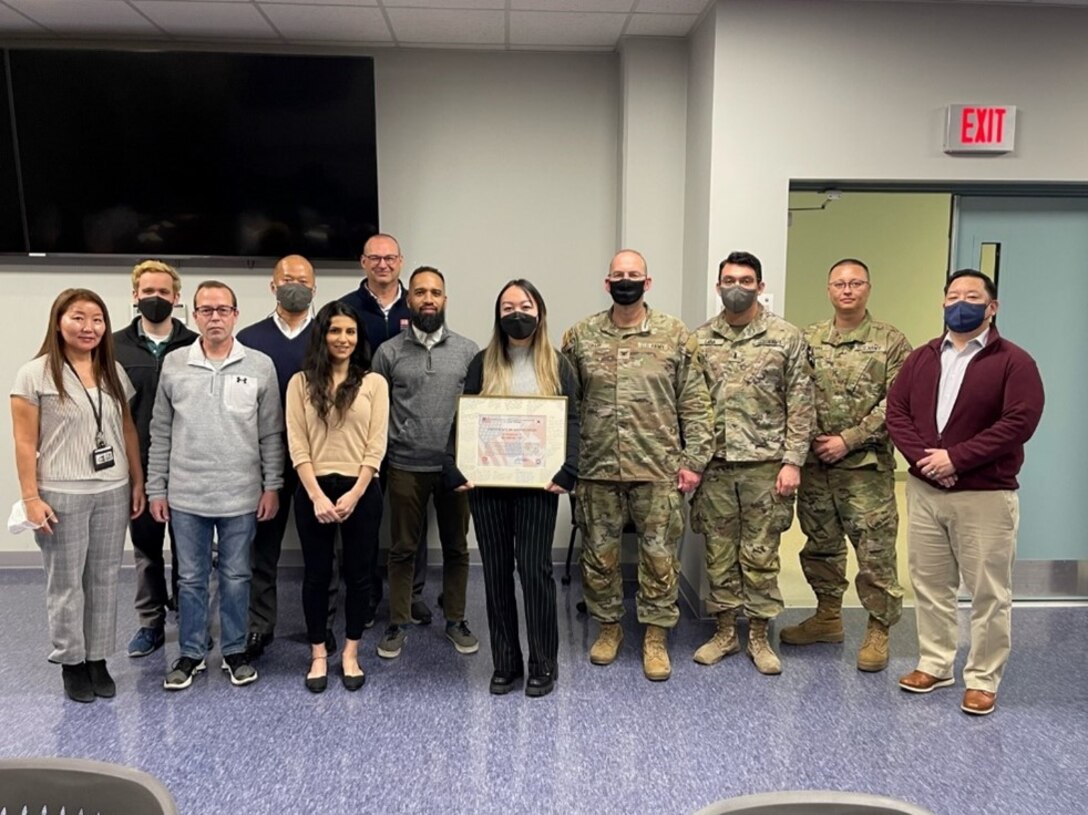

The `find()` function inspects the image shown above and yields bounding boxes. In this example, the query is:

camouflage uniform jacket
[803,312,911,471]
[695,306,814,467]
[562,305,714,483]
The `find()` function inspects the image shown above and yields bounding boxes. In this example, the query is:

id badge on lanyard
[67,362,116,472]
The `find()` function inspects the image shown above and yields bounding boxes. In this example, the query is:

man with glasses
[148,281,284,691]
[562,249,714,682]
[780,258,911,673]
[340,233,433,627]
[690,251,814,675]
[236,255,318,660]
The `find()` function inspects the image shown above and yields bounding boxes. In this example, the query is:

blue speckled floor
[0,566,1085,815]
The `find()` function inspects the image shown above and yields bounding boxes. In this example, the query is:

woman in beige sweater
[286,302,388,693]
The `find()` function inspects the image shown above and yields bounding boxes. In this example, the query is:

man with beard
[236,254,320,659]
[690,251,814,676]
[371,266,480,660]
[562,249,714,681]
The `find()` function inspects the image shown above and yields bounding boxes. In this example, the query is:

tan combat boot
[779,595,845,645]
[693,611,740,665]
[857,617,890,672]
[747,619,782,675]
[589,622,623,665]
[643,625,671,681]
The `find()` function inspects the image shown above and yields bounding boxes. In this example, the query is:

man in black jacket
[339,234,434,625]
[114,260,198,657]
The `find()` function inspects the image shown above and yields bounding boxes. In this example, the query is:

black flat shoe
[489,671,523,695]
[61,662,95,703]
[305,656,328,694]
[342,671,366,692]
[86,659,116,698]
[526,673,555,698]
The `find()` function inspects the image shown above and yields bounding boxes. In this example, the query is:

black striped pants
[469,488,559,677]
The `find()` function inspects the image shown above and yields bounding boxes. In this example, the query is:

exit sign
[944,105,1016,154]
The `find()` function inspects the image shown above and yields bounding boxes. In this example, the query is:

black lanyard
[65,361,106,447]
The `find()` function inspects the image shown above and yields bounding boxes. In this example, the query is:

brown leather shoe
[898,669,955,693]
[961,689,997,716]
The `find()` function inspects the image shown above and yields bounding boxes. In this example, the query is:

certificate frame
[455,395,568,489]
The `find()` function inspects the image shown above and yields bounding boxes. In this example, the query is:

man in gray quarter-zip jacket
[371,266,480,662]
[147,281,284,692]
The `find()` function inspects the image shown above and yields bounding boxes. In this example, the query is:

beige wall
[784,192,950,348]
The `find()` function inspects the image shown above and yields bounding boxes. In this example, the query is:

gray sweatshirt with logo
[146,340,284,516]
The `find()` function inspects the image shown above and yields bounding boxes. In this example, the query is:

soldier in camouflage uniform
[562,249,714,682]
[690,251,815,675]
[780,258,911,673]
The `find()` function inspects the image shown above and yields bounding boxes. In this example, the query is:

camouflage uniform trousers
[577,479,685,628]
[691,461,793,620]
[796,464,903,626]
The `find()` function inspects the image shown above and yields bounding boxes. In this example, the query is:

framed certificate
[455,395,568,489]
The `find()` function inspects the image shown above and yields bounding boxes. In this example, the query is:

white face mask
[7,500,42,534]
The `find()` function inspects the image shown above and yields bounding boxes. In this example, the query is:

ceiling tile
[633,0,707,13]
[385,8,504,44]
[625,11,695,35]
[509,10,626,46]
[385,0,503,9]
[259,0,377,6]
[260,3,391,41]
[0,4,50,33]
[133,0,280,38]
[4,0,162,34]
[511,0,634,12]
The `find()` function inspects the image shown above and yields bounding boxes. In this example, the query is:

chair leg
[562,525,576,585]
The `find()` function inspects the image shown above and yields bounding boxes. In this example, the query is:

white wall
[618,37,688,318]
[0,47,621,555]
[706,0,1088,313]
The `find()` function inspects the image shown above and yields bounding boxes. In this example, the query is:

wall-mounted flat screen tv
[6,49,378,260]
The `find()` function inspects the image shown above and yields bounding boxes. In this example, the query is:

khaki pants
[906,476,1019,693]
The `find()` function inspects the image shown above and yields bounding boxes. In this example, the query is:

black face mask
[500,312,538,341]
[137,296,173,324]
[609,279,645,306]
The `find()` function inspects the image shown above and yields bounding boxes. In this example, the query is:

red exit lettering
[960,107,1007,144]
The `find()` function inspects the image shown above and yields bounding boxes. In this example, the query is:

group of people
[10,236,1044,716]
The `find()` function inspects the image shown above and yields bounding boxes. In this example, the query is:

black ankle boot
[61,662,95,703]
[86,660,116,698]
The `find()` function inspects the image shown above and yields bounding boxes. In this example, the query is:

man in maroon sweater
[886,269,1043,716]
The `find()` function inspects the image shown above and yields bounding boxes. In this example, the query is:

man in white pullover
[148,281,284,691]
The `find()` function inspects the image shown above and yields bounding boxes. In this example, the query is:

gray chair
[0,757,178,815]
[695,790,934,815]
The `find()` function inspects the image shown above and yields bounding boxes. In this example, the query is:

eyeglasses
[364,254,400,265]
[193,306,237,318]
[720,276,758,288]
[829,280,869,291]
[607,273,646,282]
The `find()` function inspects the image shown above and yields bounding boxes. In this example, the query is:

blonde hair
[480,280,561,398]
[131,259,181,294]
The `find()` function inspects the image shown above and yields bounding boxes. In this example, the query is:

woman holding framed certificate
[444,279,579,698]
[286,301,388,693]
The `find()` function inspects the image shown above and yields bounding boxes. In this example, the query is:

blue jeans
[171,509,257,660]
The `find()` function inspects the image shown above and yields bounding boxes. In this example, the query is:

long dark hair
[37,288,128,407]
[302,301,372,425]
[481,279,560,397]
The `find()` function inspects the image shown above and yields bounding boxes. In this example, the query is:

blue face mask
[944,301,988,333]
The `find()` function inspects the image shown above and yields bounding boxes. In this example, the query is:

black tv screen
[8,49,378,259]
[0,55,23,253]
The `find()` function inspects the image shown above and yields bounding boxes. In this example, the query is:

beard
[410,306,445,335]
